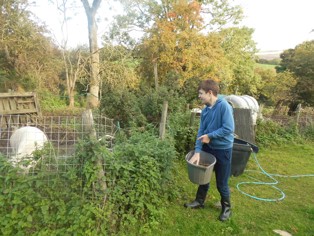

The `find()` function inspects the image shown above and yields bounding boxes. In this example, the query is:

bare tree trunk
[81,0,106,201]
[57,0,84,109]
[69,91,75,108]
[81,0,101,109]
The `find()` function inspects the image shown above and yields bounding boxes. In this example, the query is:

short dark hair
[198,79,219,96]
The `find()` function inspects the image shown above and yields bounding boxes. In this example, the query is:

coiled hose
[236,152,314,202]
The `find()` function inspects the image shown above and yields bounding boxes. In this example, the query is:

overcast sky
[31,0,314,52]
[235,0,314,52]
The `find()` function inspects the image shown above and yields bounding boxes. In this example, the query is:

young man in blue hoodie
[184,79,235,221]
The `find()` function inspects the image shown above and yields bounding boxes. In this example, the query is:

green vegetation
[1,0,314,235]
[151,141,314,236]
[1,113,313,235]
[0,129,179,235]
[255,63,277,70]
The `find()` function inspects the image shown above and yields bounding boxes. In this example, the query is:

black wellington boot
[184,185,207,209]
[219,198,232,221]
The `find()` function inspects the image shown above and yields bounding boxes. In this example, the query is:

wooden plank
[0,92,35,98]
[33,93,42,116]
[0,92,41,127]
[9,98,17,110]
[1,108,38,115]
[0,99,4,111]
[17,100,34,104]
[2,99,10,112]
[233,108,255,144]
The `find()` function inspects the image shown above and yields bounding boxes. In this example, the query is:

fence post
[295,103,302,127]
[189,111,196,127]
[159,101,168,140]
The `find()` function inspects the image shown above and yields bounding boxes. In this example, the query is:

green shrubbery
[0,140,111,235]
[168,111,199,157]
[0,128,178,235]
[100,86,187,128]
[255,118,313,147]
[105,129,178,233]
[300,124,314,141]
[1,80,313,235]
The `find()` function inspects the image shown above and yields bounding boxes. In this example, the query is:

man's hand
[189,153,200,165]
[197,134,210,144]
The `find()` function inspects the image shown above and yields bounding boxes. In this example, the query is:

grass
[150,141,314,236]
[255,63,277,71]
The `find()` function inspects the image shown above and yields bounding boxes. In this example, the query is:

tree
[99,44,140,93]
[136,1,228,88]
[0,0,62,93]
[255,68,296,106]
[219,27,258,95]
[61,48,89,107]
[51,0,90,108]
[277,41,314,106]
[81,0,102,108]
[81,0,109,201]
[109,0,244,90]
[110,0,243,46]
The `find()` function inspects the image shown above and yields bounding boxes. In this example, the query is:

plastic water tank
[224,95,260,125]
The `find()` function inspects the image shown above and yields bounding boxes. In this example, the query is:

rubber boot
[219,198,232,221]
[184,186,207,209]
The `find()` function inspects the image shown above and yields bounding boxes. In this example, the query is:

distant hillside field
[256,50,282,60]
[255,63,277,70]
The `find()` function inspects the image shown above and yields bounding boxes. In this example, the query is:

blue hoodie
[195,98,234,152]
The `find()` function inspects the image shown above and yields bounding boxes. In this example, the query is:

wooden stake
[159,101,168,140]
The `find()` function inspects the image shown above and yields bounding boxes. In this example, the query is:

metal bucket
[185,150,216,185]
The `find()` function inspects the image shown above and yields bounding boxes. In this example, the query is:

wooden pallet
[0,92,41,128]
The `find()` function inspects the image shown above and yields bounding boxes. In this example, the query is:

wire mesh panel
[0,114,116,176]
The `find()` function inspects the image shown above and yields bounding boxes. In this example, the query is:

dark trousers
[197,145,232,200]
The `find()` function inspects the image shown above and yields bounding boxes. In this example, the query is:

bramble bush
[0,128,178,235]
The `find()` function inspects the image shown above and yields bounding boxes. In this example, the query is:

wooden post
[295,103,302,126]
[159,101,168,140]
[186,103,190,112]
[189,112,196,127]
[153,60,159,90]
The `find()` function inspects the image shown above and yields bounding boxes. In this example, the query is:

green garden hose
[236,153,314,202]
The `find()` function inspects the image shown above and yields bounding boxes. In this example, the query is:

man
[184,79,235,221]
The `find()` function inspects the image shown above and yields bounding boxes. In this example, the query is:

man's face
[198,89,211,105]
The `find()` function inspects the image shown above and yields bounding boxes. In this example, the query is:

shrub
[100,89,147,128]
[168,111,198,157]
[0,131,178,235]
[0,149,110,235]
[105,129,178,233]
[138,86,187,124]
[255,118,302,147]
[301,124,314,141]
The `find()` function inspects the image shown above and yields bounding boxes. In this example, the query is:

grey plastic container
[185,150,216,185]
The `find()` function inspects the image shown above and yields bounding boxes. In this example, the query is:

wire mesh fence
[0,114,117,176]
